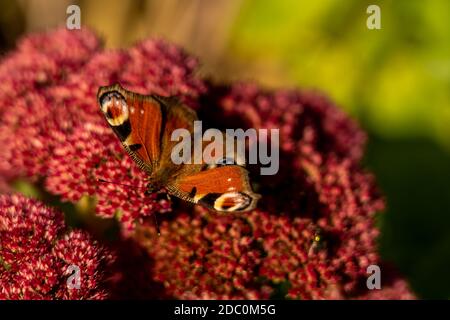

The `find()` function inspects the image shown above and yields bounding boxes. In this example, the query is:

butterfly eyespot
[216,157,236,166]
[208,157,237,169]
[200,192,253,212]
[99,91,129,126]
[215,192,252,211]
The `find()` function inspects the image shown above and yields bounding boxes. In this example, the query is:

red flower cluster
[0,28,414,299]
[0,194,113,299]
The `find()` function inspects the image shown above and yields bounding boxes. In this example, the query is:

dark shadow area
[365,135,450,299]
[0,1,25,54]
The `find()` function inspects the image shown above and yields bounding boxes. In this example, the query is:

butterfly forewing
[98,84,163,173]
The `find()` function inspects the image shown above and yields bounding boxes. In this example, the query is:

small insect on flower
[308,227,328,257]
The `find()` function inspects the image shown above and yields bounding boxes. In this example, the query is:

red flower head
[0,194,113,299]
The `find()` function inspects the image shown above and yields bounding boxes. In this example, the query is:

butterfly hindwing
[168,165,260,212]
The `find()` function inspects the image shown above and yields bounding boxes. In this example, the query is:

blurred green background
[1,0,449,298]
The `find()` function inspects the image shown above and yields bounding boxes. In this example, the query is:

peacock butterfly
[97,83,260,212]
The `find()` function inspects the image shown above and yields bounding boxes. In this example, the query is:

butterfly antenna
[153,213,161,236]
[97,178,147,190]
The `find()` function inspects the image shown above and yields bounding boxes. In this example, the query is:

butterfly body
[98,84,260,212]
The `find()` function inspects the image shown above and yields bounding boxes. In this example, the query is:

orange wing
[168,165,260,212]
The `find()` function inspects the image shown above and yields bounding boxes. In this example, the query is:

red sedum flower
[0,194,113,299]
